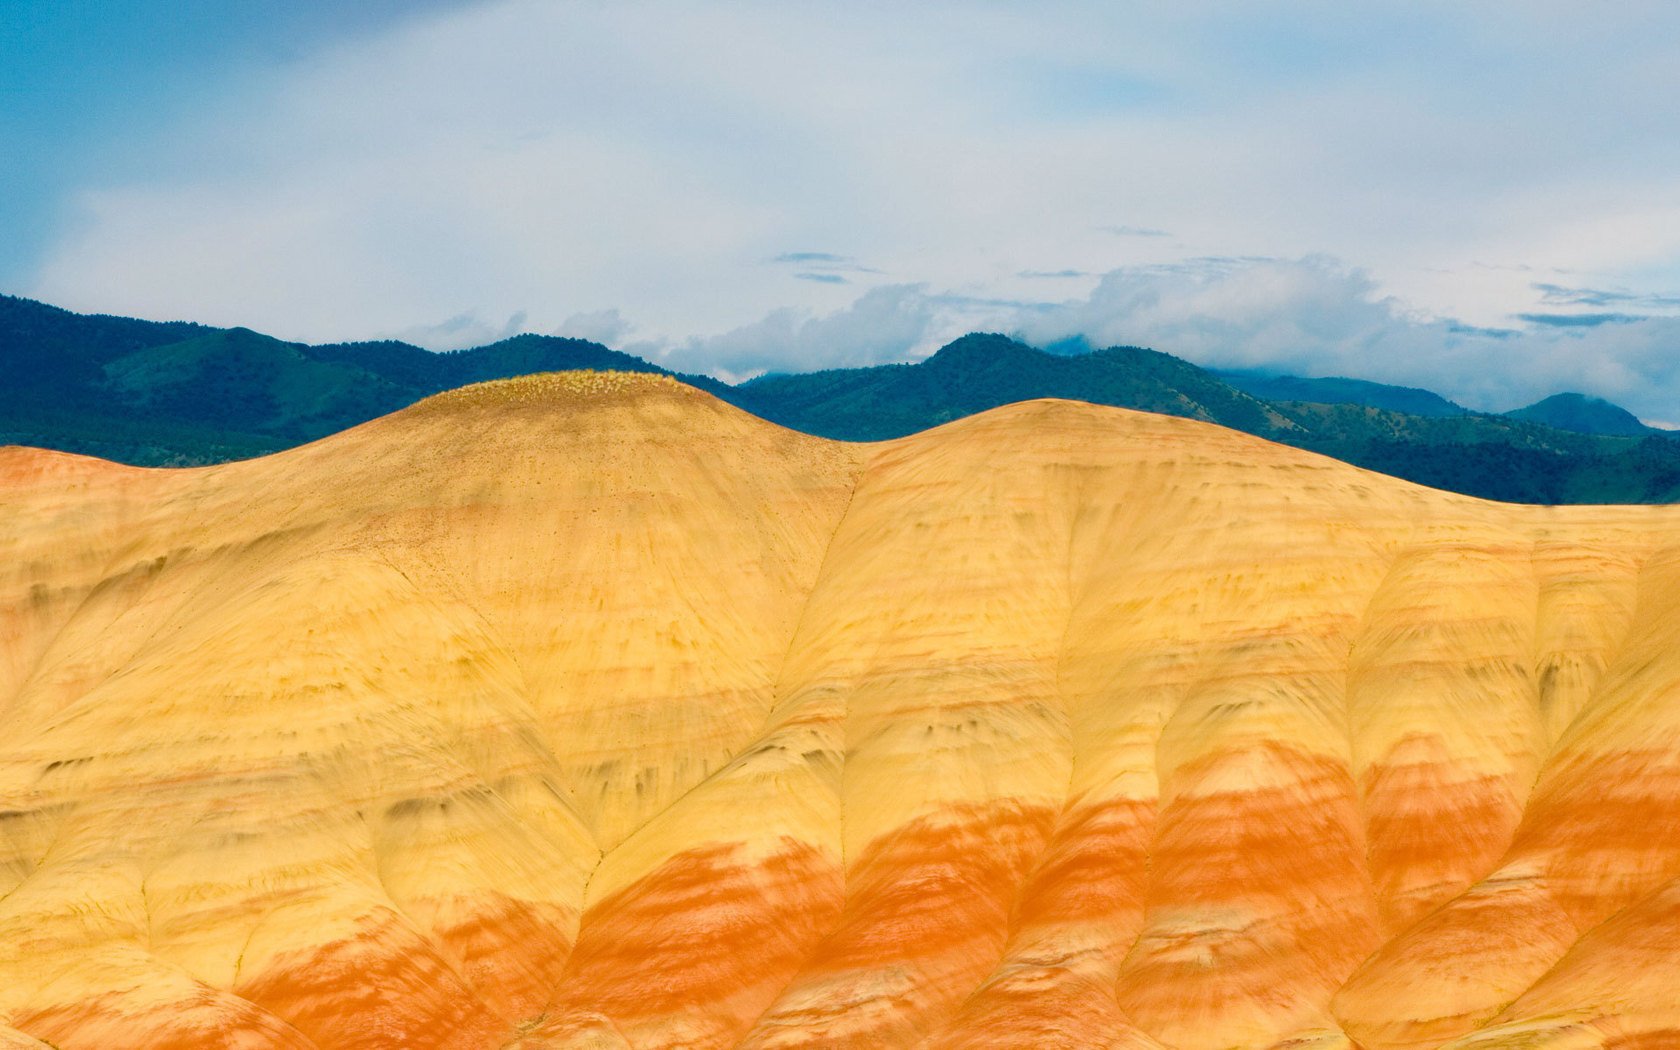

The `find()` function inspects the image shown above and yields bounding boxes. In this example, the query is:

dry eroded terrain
[4,372,1680,1049]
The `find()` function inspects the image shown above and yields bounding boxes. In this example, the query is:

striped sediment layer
[3,370,1680,1049]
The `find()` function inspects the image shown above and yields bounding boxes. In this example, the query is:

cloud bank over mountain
[662,257,1680,422]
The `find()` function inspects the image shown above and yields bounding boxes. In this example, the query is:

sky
[5,1,1680,420]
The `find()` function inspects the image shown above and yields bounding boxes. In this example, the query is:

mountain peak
[923,332,1039,367]
[1505,391,1655,436]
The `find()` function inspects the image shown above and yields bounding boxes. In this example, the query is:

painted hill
[4,372,1680,1049]
[1505,391,1659,436]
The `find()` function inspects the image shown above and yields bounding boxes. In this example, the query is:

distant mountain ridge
[729,333,1294,441]
[4,293,1677,504]
[1214,371,1469,418]
[0,295,723,464]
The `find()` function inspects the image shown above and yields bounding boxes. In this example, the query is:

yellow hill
[3,371,1679,1049]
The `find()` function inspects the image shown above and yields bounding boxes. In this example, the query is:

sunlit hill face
[3,372,1680,1049]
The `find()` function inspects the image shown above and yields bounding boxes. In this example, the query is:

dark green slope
[1504,392,1658,437]
[2,295,211,415]
[1267,401,1680,504]
[300,332,679,391]
[1216,371,1468,418]
[1,295,692,464]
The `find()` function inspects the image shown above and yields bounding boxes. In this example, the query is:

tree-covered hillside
[0,295,703,465]
[1503,392,1659,436]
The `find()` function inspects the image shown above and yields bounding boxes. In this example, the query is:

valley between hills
[4,371,1680,1048]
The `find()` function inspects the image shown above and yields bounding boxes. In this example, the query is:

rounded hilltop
[0,442,125,480]
[410,368,695,413]
[369,366,857,473]
[321,368,733,468]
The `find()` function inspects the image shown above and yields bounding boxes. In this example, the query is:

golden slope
[3,371,1680,1050]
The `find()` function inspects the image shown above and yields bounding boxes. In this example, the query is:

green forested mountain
[1503,392,1659,436]
[4,294,1677,504]
[726,334,1294,441]
[1214,371,1468,417]
[0,295,700,464]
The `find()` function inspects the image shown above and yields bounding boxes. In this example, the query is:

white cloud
[667,285,956,381]
[387,309,528,350]
[1009,256,1680,419]
[556,308,632,346]
[1100,225,1172,238]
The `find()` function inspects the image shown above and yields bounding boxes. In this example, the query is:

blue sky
[0,2,474,276]
[5,2,1680,418]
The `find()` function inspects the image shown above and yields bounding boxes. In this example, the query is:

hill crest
[6,293,1680,504]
